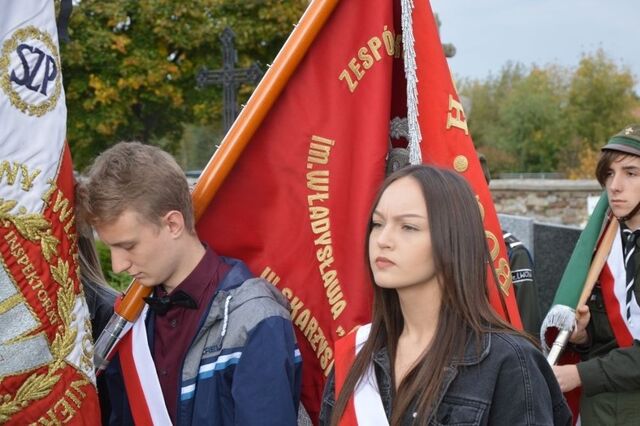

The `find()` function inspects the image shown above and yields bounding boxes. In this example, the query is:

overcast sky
[430,0,639,92]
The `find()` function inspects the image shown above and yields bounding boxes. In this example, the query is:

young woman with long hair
[319,165,571,425]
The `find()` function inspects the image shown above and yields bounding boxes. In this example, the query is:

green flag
[541,192,609,350]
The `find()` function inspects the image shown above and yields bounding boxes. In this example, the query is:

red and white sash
[119,306,172,425]
[334,324,388,426]
[599,230,640,347]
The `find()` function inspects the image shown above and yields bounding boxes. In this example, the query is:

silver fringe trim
[401,0,422,165]
[540,304,575,354]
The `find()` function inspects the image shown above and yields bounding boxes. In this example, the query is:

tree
[494,66,571,172]
[459,50,638,175]
[459,62,527,172]
[61,0,307,169]
[567,49,637,150]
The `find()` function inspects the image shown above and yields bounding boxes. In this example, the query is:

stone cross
[197,27,263,132]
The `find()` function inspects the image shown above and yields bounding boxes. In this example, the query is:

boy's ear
[163,210,185,237]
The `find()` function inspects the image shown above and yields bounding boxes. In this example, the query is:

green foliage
[174,123,225,170]
[567,49,637,150]
[494,66,571,172]
[95,240,132,292]
[459,50,639,176]
[62,0,307,169]
[463,62,527,152]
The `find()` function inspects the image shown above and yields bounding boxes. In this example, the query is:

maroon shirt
[151,245,230,423]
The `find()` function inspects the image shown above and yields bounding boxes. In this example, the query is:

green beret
[602,124,640,157]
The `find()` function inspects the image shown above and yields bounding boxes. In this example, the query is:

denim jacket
[320,330,571,425]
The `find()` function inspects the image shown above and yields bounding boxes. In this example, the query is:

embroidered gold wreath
[0,199,59,262]
[0,26,62,117]
[0,200,78,422]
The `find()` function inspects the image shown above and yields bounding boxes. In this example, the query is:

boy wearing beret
[553,125,640,424]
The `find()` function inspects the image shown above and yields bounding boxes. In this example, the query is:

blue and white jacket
[106,258,303,425]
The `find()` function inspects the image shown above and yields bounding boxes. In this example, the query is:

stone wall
[490,179,602,227]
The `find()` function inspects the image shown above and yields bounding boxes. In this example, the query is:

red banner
[412,0,521,324]
[197,0,520,421]
[197,0,393,419]
[0,146,100,424]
